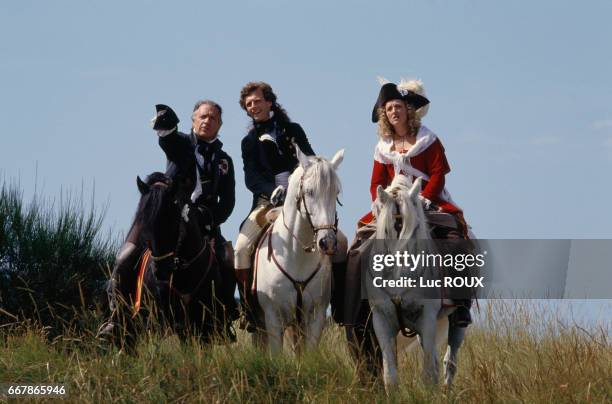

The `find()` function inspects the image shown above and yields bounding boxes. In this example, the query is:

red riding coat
[359,125,462,226]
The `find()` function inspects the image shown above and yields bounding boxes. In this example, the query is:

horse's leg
[418,307,440,386]
[304,305,326,352]
[263,308,283,354]
[251,327,267,349]
[371,308,399,391]
[443,322,466,387]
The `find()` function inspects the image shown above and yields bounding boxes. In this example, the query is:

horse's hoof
[97,322,119,342]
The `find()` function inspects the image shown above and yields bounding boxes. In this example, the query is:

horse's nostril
[319,238,327,250]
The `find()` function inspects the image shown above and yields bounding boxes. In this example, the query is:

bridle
[283,172,339,253]
[147,182,211,273]
[261,170,340,333]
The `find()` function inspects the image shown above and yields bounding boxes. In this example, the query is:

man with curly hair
[234,82,348,331]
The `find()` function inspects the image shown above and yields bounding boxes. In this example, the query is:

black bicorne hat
[371,83,430,123]
[152,104,180,131]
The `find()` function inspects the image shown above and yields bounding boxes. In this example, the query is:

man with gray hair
[99,100,237,342]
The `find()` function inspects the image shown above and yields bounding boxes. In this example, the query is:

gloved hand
[270,185,286,207]
[418,195,438,211]
[259,135,286,174]
[151,104,179,134]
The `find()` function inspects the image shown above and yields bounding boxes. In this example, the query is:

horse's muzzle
[318,236,337,256]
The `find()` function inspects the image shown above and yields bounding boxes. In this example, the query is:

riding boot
[330,261,347,324]
[449,299,473,328]
[235,268,257,333]
[98,241,143,342]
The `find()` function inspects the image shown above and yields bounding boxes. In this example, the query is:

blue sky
[2,1,611,240]
[3,1,611,241]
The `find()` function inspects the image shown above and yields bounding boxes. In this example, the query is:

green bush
[0,180,117,334]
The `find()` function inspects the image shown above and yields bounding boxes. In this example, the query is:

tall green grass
[1,301,609,403]
[0,179,117,336]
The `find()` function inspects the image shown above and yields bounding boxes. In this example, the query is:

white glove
[418,195,437,211]
[154,127,177,137]
[259,134,277,144]
[150,116,176,137]
[270,185,286,207]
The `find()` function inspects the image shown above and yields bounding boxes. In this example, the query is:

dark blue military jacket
[159,131,235,228]
[241,120,315,211]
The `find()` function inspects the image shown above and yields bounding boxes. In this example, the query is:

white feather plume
[398,78,429,119]
[377,76,390,85]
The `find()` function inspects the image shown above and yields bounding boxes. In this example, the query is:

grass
[0,179,116,336]
[1,300,610,403]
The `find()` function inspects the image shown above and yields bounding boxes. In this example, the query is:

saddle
[425,211,459,230]
[343,212,467,326]
[249,206,283,286]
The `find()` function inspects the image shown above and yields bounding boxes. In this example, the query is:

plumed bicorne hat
[371,77,430,123]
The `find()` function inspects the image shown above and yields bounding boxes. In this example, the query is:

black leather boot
[331,261,347,324]
[236,268,257,333]
[98,242,142,343]
[449,300,472,328]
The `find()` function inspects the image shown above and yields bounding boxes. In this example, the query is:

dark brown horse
[132,172,233,343]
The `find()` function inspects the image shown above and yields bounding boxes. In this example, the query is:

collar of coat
[373,125,437,164]
[191,132,223,150]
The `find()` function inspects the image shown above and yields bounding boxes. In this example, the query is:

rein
[168,243,217,306]
[150,237,209,271]
[148,199,215,304]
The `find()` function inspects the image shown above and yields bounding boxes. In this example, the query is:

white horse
[254,146,344,354]
[366,174,467,391]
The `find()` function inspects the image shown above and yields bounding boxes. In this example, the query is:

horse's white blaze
[255,146,343,354]
[366,173,467,392]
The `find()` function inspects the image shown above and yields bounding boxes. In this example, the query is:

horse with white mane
[367,173,467,391]
[253,146,344,353]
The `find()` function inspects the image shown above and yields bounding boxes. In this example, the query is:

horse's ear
[408,177,422,201]
[376,185,389,204]
[137,176,149,195]
[294,141,311,169]
[330,149,344,170]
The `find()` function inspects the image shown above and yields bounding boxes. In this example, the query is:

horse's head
[135,172,187,281]
[374,175,428,240]
[286,145,344,256]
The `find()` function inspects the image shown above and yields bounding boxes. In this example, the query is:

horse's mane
[295,156,341,210]
[375,174,429,241]
[134,172,172,238]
